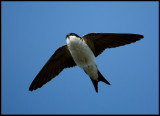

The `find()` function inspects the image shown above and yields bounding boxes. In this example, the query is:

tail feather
[90,70,110,93]
[91,79,98,93]
[98,70,111,85]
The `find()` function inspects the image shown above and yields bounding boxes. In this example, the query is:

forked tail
[91,70,111,93]
[98,70,111,85]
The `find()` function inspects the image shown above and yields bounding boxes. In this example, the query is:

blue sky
[1,1,159,114]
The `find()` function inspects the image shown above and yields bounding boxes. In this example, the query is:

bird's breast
[67,38,96,68]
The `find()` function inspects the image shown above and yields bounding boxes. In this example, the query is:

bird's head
[66,33,82,44]
[66,33,80,39]
[66,33,81,40]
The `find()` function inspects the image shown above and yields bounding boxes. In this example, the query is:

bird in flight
[29,33,143,92]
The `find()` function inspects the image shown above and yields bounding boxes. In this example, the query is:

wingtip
[29,87,33,91]
[139,34,144,39]
[29,84,37,91]
[29,85,39,91]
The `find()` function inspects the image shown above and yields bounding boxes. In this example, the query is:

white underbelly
[67,38,98,80]
[67,39,95,68]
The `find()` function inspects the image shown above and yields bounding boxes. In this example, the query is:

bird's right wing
[82,33,144,57]
[29,45,76,91]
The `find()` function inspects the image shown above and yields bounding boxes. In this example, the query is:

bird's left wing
[82,33,144,57]
[29,45,76,91]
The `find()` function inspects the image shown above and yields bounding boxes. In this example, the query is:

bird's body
[29,33,144,92]
[66,35,98,81]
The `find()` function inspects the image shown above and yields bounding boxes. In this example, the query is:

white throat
[66,35,81,45]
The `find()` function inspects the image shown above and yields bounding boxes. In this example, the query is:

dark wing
[29,45,76,91]
[82,33,144,57]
